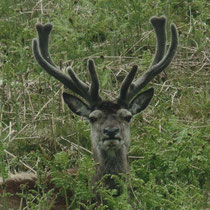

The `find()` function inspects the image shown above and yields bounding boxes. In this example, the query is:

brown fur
[93,100,122,113]
[0,170,77,209]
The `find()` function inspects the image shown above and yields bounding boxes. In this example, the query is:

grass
[0,0,209,209]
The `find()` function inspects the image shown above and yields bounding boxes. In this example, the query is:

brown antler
[117,16,178,107]
[32,23,101,107]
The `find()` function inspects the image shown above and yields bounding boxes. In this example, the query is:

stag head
[32,16,178,181]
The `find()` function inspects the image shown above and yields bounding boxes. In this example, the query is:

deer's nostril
[103,127,119,138]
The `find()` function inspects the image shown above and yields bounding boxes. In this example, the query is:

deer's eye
[89,116,97,123]
[124,115,132,122]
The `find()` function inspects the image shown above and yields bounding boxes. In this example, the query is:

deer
[0,16,178,209]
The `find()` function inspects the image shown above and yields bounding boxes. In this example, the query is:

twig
[4,149,37,174]
[128,156,144,159]
[61,136,93,155]
[121,31,152,56]
[171,90,178,106]
[129,181,142,206]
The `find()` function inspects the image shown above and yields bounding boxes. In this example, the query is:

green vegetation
[0,0,209,209]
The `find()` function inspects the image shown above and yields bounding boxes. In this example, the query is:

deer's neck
[93,146,129,191]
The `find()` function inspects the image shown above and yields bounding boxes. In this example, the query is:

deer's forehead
[89,109,131,119]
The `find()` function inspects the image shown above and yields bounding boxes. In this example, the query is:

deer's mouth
[102,138,121,148]
[103,138,121,142]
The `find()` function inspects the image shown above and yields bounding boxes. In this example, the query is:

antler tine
[67,66,95,104]
[128,22,178,101]
[35,23,56,67]
[124,17,178,104]
[33,39,81,95]
[117,16,177,107]
[117,65,138,106]
[33,23,101,108]
[88,60,101,105]
[150,16,166,66]
[66,60,101,106]
[33,23,90,100]
[67,60,101,106]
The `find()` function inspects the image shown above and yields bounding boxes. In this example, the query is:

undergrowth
[0,0,209,209]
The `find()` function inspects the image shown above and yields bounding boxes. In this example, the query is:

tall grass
[0,0,209,209]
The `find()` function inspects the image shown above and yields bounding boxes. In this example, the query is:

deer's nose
[103,127,119,139]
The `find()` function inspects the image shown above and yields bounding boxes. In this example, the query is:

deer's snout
[103,127,119,139]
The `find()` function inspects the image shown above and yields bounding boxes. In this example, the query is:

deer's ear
[63,93,91,118]
[128,88,154,115]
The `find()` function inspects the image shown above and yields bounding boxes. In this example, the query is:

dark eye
[89,116,97,123]
[124,115,132,122]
